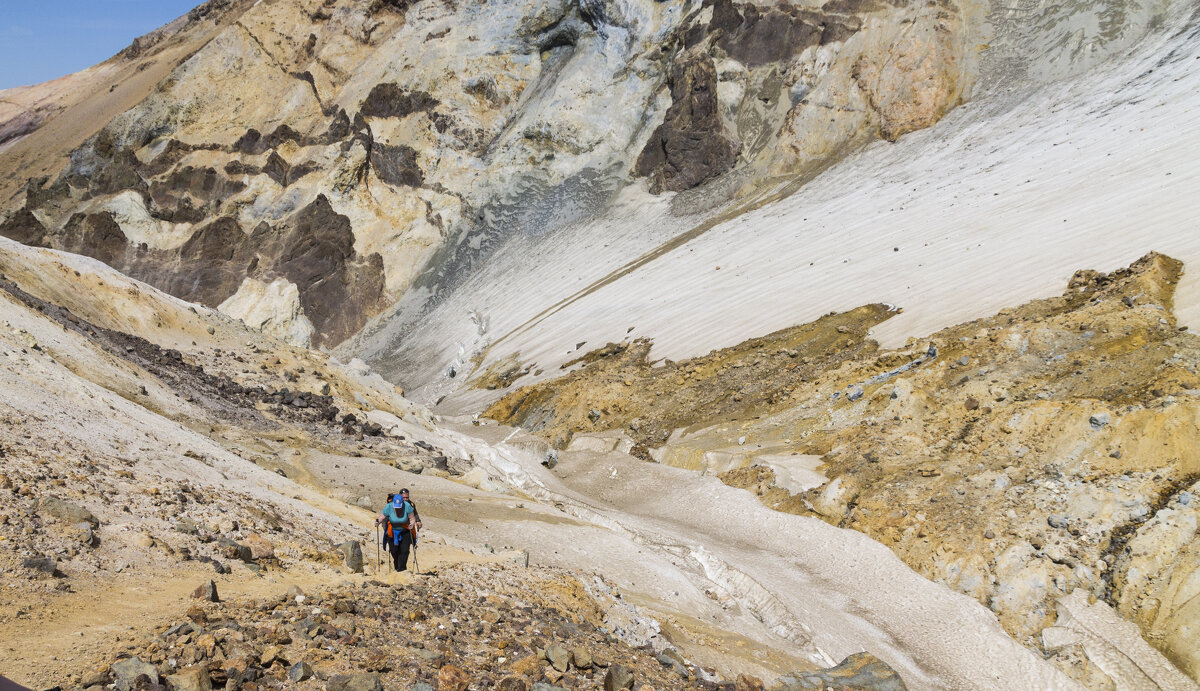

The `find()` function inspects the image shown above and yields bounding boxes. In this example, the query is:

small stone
[206,325,216,334]
[571,647,592,670]
[260,645,283,666]
[175,518,201,535]
[735,674,764,691]
[546,643,570,672]
[1048,514,1070,529]
[1089,413,1110,430]
[192,580,219,602]
[325,673,383,691]
[498,677,529,691]
[984,530,995,539]
[165,666,211,691]
[964,397,980,411]
[81,665,111,688]
[605,665,635,691]
[437,664,470,691]
[847,386,864,402]
[288,661,313,682]
[112,657,158,688]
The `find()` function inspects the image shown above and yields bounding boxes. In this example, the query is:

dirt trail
[0,530,501,690]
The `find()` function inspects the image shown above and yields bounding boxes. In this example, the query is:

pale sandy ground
[366,2,1200,413]
[423,420,1085,690]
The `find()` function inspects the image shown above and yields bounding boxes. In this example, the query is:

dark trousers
[387,530,413,571]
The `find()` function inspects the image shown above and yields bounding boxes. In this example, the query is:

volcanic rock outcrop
[1,0,972,349]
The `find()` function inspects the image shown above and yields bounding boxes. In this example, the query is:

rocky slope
[0,237,945,690]
[77,563,908,691]
[485,252,1200,687]
[0,0,976,350]
[1,0,1199,688]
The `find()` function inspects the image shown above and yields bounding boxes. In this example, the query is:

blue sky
[0,1,201,90]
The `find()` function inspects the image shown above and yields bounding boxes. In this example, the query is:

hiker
[376,488,421,572]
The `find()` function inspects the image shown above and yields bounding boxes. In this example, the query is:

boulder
[214,536,246,561]
[40,496,99,527]
[289,662,314,682]
[73,521,98,547]
[545,644,570,672]
[191,580,219,602]
[165,666,211,691]
[243,534,274,560]
[338,541,364,573]
[112,657,158,690]
[604,665,635,691]
[571,647,592,670]
[396,457,424,473]
[81,665,111,688]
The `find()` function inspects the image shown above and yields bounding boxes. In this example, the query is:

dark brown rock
[706,0,862,67]
[497,677,528,691]
[635,54,737,193]
[370,143,424,187]
[0,208,49,247]
[192,580,219,602]
[262,195,386,346]
[359,83,440,119]
[604,665,634,691]
[263,152,291,187]
[61,212,128,267]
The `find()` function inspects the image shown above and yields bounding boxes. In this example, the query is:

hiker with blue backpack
[376,488,421,572]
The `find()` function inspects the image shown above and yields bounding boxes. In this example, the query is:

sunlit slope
[346,0,1200,411]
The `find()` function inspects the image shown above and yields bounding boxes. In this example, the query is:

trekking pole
[375,523,381,575]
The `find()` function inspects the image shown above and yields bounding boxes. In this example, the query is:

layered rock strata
[0,0,974,348]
